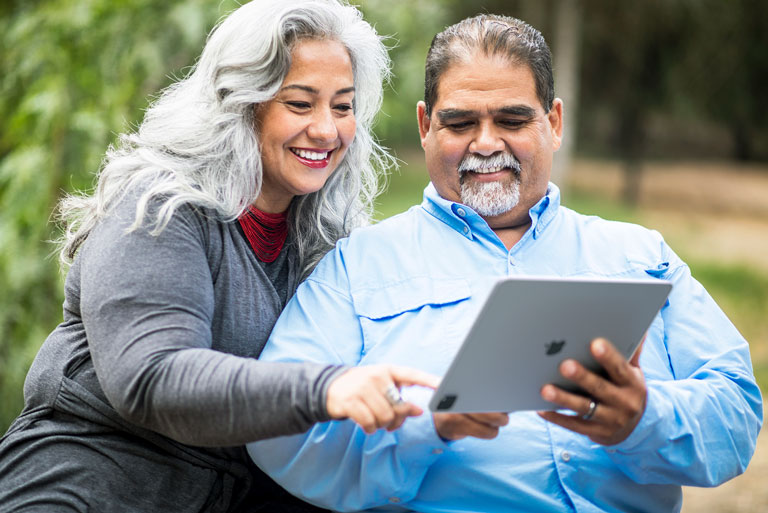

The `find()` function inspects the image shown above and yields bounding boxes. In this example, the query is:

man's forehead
[434,54,539,111]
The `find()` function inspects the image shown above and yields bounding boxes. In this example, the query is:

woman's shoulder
[81,187,231,264]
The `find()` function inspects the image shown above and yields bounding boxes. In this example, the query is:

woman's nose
[306,108,338,142]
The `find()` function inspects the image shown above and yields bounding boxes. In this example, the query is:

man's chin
[460,180,521,218]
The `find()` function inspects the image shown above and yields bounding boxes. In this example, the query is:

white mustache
[458,153,521,174]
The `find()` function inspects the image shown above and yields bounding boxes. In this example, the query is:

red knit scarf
[238,205,288,263]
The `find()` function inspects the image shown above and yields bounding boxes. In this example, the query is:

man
[247,14,762,512]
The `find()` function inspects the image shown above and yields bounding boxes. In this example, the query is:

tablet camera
[436,394,457,410]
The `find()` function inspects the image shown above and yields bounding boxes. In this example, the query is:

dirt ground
[566,159,768,512]
[567,159,768,274]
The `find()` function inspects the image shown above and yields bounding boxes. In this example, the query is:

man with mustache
[247,14,762,512]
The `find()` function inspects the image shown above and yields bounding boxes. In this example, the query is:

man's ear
[548,98,564,151]
[417,101,431,149]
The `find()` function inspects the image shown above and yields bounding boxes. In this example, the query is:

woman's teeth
[291,148,329,160]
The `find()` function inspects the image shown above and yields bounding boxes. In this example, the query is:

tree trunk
[551,0,582,187]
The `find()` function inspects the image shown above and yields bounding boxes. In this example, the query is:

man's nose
[306,108,338,142]
[469,123,505,156]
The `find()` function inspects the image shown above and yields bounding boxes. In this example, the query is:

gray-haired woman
[0,1,437,511]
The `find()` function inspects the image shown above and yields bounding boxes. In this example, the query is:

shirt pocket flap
[625,255,671,278]
[352,277,471,320]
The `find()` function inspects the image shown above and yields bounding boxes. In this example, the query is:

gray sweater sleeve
[78,201,345,447]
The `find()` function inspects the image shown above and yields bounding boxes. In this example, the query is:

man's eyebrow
[436,105,538,123]
[436,108,475,123]
[494,105,537,118]
[280,84,355,95]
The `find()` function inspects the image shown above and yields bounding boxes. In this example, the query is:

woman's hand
[326,365,440,434]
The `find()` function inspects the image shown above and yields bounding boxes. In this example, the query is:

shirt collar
[421,182,561,241]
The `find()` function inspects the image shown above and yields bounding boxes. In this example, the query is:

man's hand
[538,338,647,446]
[326,365,440,434]
[433,412,510,441]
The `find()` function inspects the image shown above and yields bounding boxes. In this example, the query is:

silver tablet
[428,276,672,413]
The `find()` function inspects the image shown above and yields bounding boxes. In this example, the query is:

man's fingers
[591,338,635,386]
[540,384,602,419]
[466,412,510,428]
[538,410,598,438]
[557,359,622,405]
[628,337,645,367]
[434,412,507,440]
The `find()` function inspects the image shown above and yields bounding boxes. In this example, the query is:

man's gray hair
[59,0,392,279]
[423,14,554,117]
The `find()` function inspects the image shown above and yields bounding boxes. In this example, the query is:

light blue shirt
[248,183,762,513]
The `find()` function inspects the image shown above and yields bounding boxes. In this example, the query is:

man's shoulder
[340,205,425,250]
[561,206,663,239]
[309,205,429,287]
[557,206,669,263]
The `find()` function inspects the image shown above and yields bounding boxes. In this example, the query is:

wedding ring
[582,399,598,421]
[383,384,404,406]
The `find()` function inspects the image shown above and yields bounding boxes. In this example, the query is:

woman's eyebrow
[280,84,355,95]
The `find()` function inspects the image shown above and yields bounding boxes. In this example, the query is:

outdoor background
[1,1,766,510]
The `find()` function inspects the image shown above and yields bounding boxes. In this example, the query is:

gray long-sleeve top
[20,195,341,449]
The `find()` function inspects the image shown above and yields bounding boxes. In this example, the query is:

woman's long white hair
[58,0,392,279]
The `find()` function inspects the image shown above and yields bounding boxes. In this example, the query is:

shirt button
[389,497,401,503]
[462,226,469,234]
[456,207,467,217]
[561,450,571,462]
[432,448,444,455]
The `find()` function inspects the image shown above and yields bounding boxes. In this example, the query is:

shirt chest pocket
[352,278,472,373]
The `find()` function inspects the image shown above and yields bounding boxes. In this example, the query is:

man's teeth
[292,148,329,160]
[469,166,504,174]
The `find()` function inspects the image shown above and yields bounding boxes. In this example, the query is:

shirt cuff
[609,383,671,453]
[397,385,451,451]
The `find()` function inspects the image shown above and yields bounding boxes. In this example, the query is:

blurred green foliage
[2,0,767,432]
[0,0,240,430]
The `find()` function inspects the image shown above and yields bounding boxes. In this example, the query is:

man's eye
[500,119,526,129]
[446,121,472,131]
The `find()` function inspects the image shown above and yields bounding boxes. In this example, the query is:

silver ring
[582,399,598,421]
[383,384,404,406]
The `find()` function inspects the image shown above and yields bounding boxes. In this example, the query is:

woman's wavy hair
[58,0,392,279]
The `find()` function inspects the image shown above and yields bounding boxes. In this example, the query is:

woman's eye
[286,101,311,110]
[334,103,353,113]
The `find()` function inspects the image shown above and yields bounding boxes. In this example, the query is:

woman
[0,1,436,511]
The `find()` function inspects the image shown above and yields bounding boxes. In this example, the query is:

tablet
[428,276,672,413]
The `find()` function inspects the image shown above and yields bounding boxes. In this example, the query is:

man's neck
[481,206,535,251]
[490,221,532,250]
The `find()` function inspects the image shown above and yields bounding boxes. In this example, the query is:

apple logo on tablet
[545,340,566,355]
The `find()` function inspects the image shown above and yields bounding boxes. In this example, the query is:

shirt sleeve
[247,249,448,511]
[79,198,339,446]
[606,248,763,486]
